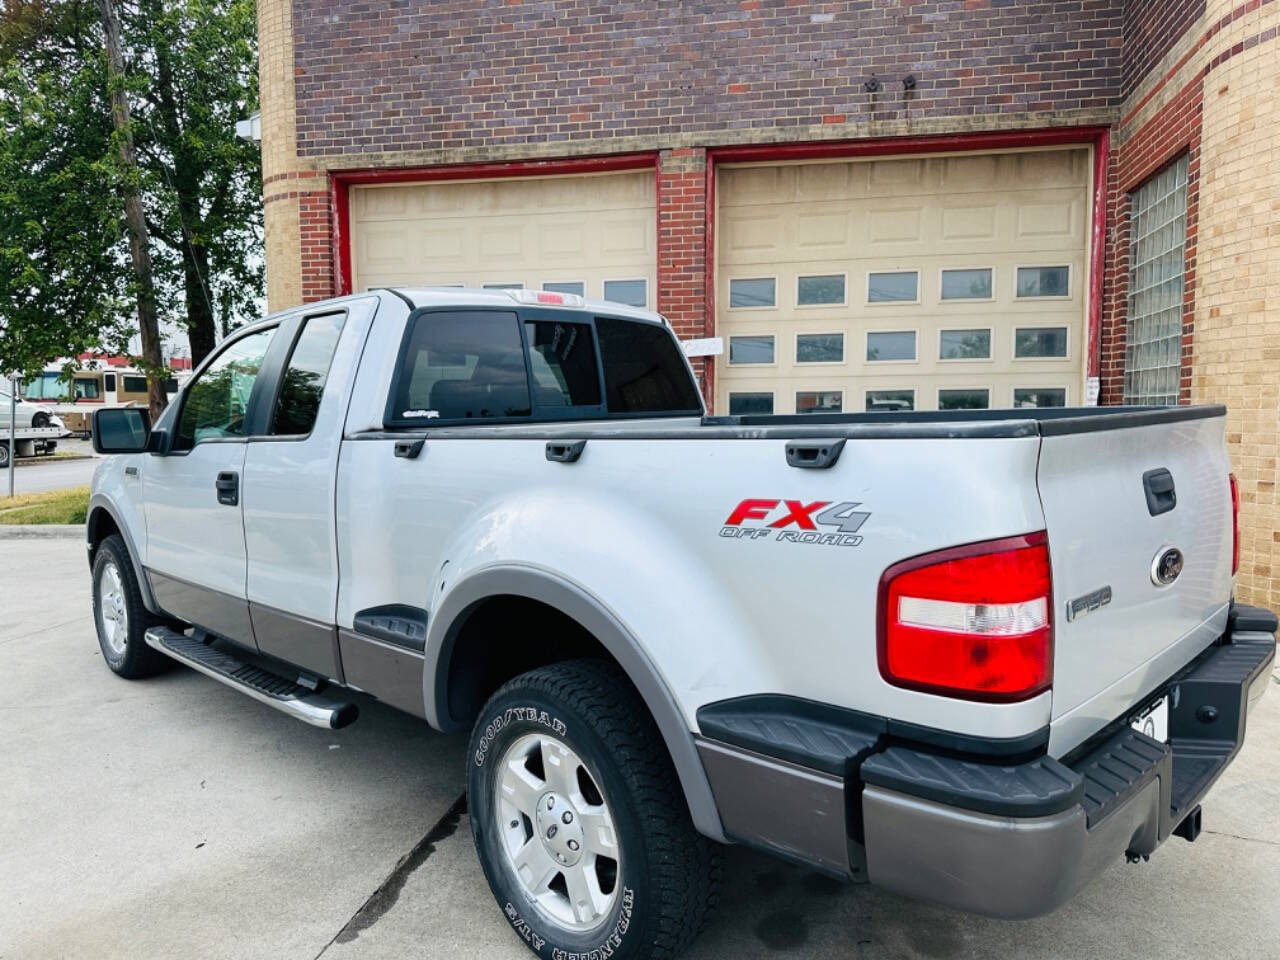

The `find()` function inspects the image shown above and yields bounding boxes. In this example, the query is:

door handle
[215,471,239,507]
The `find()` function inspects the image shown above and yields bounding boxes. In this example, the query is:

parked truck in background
[86,288,1276,960]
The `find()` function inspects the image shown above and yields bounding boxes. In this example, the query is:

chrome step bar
[144,627,358,730]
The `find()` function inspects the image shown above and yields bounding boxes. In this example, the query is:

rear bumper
[696,608,1275,918]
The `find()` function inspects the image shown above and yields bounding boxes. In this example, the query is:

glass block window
[729,392,773,415]
[1124,155,1189,406]
[728,335,775,365]
[938,388,989,410]
[796,391,842,414]
[866,390,915,412]
[940,269,993,300]
[797,274,846,305]
[603,279,648,308]
[939,329,992,360]
[796,333,844,363]
[866,331,916,362]
[729,277,776,308]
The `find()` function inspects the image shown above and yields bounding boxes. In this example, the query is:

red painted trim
[329,152,658,296]
[330,176,352,297]
[706,127,1110,166]
[1088,129,1109,381]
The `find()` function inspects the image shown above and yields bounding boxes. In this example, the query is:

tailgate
[1036,409,1235,755]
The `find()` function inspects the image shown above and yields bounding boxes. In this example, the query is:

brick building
[256,0,1279,608]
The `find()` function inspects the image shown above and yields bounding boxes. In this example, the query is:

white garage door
[351,171,656,309]
[716,149,1091,415]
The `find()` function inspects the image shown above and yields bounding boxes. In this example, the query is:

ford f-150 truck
[88,287,1276,960]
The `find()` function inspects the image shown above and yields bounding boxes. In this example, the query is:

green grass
[0,485,90,525]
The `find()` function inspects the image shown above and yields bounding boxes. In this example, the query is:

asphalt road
[3,537,1279,960]
[3,440,100,495]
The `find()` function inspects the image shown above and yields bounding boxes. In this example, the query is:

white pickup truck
[88,288,1275,960]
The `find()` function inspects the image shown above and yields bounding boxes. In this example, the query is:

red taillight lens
[1229,473,1240,576]
[878,533,1053,702]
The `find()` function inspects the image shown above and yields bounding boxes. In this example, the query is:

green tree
[0,0,262,380]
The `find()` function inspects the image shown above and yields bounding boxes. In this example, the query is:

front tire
[92,534,168,678]
[468,660,721,960]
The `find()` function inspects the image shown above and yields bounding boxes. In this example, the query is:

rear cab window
[385,308,701,427]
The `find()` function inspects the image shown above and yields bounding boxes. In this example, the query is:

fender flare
[87,494,161,615]
[423,564,726,842]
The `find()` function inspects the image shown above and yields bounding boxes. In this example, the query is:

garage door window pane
[729,277,776,308]
[796,391,842,414]
[867,331,916,362]
[1013,388,1066,408]
[866,390,915,412]
[525,321,601,407]
[484,282,523,290]
[1124,155,1188,406]
[938,388,989,410]
[729,392,773,415]
[1015,327,1068,358]
[729,335,775,365]
[796,333,844,363]
[1016,266,1070,298]
[797,274,845,306]
[392,311,531,423]
[939,329,992,360]
[543,281,585,297]
[941,268,993,300]
[868,271,918,303]
[603,279,647,308]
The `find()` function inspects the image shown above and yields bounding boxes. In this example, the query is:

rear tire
[0,441,8,468]
[468,659,721,960]
[92,534,169,679]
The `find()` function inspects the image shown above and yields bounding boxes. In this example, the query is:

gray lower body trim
[149,570,254,645]
[251,602,342,683]
[338,628,427,719]
[426,564,725,842]
[862,780,1160,919]
[697,739,854,879]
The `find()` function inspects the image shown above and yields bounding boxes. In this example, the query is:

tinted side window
[270,312,346,435]
[524,320,600,408]
[393,311,531,422]
[594,317,701,414]
[175,328,275,450]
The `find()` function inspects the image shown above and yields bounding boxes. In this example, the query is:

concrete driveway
[3,536,1279,960]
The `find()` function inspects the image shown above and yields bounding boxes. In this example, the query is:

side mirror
[92,408,151,454]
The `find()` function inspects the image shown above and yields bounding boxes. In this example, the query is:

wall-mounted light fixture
[903,74,917,91]
[864,75,880,93]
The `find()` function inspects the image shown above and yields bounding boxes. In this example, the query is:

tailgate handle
[786,438,846,469]
[546,440,586,464]
[1143,468,1177,516]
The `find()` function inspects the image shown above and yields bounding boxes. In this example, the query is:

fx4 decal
[720,498,870,547]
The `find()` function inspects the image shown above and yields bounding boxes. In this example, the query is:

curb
[14,455,97,468]
[0,524,86,540]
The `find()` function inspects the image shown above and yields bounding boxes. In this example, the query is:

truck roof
[391,286,667,325]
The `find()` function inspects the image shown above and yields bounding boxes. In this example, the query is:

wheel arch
[425,565,726,842]
[87,494,161,615]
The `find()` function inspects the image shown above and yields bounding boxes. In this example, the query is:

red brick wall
[1122,0,1206,97]
[1099,78,1203,405]
[657,148,713,407]
[289,0,1124,158]
[299,190,333,303]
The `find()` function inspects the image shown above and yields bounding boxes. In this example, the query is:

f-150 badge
[720,498,869,547]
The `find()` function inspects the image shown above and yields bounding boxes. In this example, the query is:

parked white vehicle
[0,388,70,465]
[86,288,1275,960]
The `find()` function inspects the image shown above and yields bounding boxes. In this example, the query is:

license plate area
[1130,695,1170,743]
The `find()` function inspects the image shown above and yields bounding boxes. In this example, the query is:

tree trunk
[98,0,166,421]
[182,235,217,364]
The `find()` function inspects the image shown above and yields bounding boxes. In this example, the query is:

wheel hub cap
[535,792,585,867]
[97,562,128,656]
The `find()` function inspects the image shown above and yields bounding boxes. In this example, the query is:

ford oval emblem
[1152,547,1184,586]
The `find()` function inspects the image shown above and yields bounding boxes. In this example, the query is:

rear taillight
[1229,473,1240,576]
[878,533,1053,702]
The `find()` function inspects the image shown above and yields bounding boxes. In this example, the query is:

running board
[144,627,359,730]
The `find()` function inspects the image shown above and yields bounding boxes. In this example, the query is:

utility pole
[7,377,14,497]
[98,0,167,422]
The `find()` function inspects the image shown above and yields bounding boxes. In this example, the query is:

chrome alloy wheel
[494,732,621,932]
[97,561,129,657]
